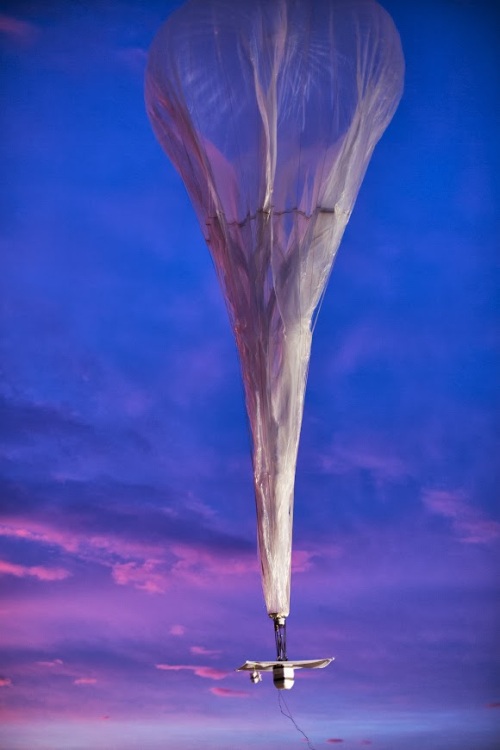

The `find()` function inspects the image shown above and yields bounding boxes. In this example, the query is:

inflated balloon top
[145,0,404,627]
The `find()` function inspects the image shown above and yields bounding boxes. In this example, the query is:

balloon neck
[271,615,287,661]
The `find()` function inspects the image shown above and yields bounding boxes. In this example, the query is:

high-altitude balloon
[145,0,404,633]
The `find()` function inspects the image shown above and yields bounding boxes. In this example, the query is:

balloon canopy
[145,0,404,620]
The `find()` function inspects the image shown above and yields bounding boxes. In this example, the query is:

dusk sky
[1,1,499,749]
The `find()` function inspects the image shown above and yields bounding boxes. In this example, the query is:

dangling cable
[278,692,316,750]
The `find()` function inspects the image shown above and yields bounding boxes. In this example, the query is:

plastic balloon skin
[146,0,404,622]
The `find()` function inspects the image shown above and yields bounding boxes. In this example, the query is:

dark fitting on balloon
[273,615,287,661]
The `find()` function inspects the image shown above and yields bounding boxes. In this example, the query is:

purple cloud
[291,549,315,573]
[190,646,221,657]
[327,322,389,377]
[0,14,38,43]
[169,624,185,636]
[155,664,230,681]
[169,542,256,579]
[73,677,97,686]
[0,520,80,553]
[209,686,249,698]
[0,559,70,582]
[36,659,64,668]
[317,434,409,483]
[0,494,260,597]
[114,46,148,73]
[111,560,168,594]
[423,489,500,544]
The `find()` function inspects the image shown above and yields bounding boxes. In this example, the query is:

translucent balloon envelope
[145,0,404,622]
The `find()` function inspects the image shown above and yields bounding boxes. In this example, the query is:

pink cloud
[193,667,229,680]
[73,678,97,686]
[170,543,257,581]
[0,559,70,581]
[0,14,37,43]
[424,490,468,518]
[318,437,408,483]
[115,46,148,72]
[155,664,229,681]
[0,677,12,687]
[326,741,344,745]
[190,646,221,657]
[0,522,80,553]
[327,316,459,380]
[155,664,189,672]
[86,534,162,559]
[423,489,500,544]
[36,659,64,668]
[169,624,186,636]
[459,518,500,544]
[1,518,173,593]
[486,702,500,709]
[292,549,315,573]
[328,323,381,376]
[0,519,165,563]
[111,560,168,594]
[0,516,258,596]
[209,686,248,698]
[80,367,153,420]
[9,658,105,688]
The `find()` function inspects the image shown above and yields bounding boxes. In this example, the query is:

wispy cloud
[0,396,93,444]
[36,659,64,668]
[328,323,384,377]
[0,499,254,595]
[111,560,168,594]
[192,667,229,680]
[0,517,170,595]
[169,624,186,636]
[317,436,408,483]
[114,46,147,72]
[155,664,229,681]
[190,646,221,657]
[0,522,80,553]
[73,677,97,686]
[209,686,248,698]
[291,549,315,573]
[0,559,70,581]
[326,741,344,745]
[170,542,257,580]
[0,14,38,43]
[423,489,500,544]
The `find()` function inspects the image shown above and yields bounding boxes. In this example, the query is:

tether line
[278,692,316,750]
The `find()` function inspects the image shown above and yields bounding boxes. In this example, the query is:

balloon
[145,0,404,622]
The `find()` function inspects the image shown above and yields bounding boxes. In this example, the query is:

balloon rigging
[145,0,404,689]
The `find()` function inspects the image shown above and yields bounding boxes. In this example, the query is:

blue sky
[0,1,499,749]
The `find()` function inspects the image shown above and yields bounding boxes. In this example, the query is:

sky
[0,1,499,749]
